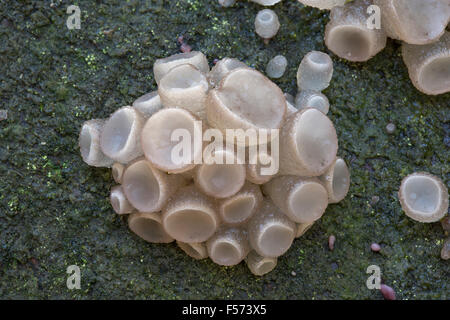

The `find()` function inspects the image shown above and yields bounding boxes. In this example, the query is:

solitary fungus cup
[324,0,387,62]
[128,212,174,243]
[208,58,249,88]
[254,9,280,43]
[206,68,286,146]
[100,106,145,164]
[218,182,263,225]
[207,227,250,266]
[266,55,288,79]
[248,200,296,258]
[79,119,114,167]
[122,158,186,213]
[177,241,208,260]
[374,0,450,45]
[162,185,219,243]
[319,157,350,203]
[297,51,333,91]
[153,51,209,84]
[398,172,449,223]
[132,91,162,118]
[279,108,338,177]
[245,251,277,276]
[141,108,203,173]
[402,32,450,95]
[295,90,330,114]
[263,176,329,223]
[195,147,246,199]
[110,185,134,215]
[158,64,209,117]
[297,0,346,10]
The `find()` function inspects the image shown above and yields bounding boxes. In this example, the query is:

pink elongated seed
[380,284,396,300]
[371,243,381,252]
[329,235,336,251]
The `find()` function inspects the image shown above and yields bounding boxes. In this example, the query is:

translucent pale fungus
[162,185,219,243]
[158,64,209,117]
[245,250,277,276]
[195,147,246,199]
[263,176,329,223]
[248,200,296,258]
[246,147,278,185]
[128,212,174,243]
[255,9,280,42]
[297,51,333,91]
[79,119,114,167]
[132,91,162,118]
[251,0,282,5]
[219,0,236,7]
[177,241,208,260]
[206,68,286,146]
[297,0,346,10]
[324,0,387,62]
[218,182,263,225]
[266,55,288,79]
[141,108,203,173]
[207,227,250,266]
[402,32,450,95]
[295,90,330,114]
[374,0,450,45]
[111,163,125,184]
[110,185,134,215]
[319,157,350,203]
[100,106,145,164]
[295,222,314,238]
[279,108,338,176]
[208,58,249,88]
[398,172,449,223]
[122,158,186,212]
[153,51,209,84]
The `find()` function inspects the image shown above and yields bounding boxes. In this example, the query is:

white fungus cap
[251,0,282,5]
[255,9,280,40]
[266,55,288,79]
[132,91,162,118]
[79,119,114,167]
[295,90,330,114]
[297,0,346,10]
[297,51,333,91]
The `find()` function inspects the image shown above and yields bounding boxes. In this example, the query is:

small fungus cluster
[79,50,350,275]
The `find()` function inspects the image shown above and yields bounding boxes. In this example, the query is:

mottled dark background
[0,0,448,299]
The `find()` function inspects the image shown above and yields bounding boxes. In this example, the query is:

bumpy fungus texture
[398,172,449,223]
[402,32,450,95]
[79,51,349,275]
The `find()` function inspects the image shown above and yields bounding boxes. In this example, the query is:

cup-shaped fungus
[398,172,449,223]
[251,0,282,5]
[218,182,263,225]
[158,64,209,117]
[402,32,450,95]
[279,108,338,177]
[153,51,209,84]
[195,147,246,199]
[374,0,450,45]
[266,55,288,79]
[296,222,314,238]
[208,58,249,88]
[79,119,114,167]
[248,200,296,258]
[206,68,286,146]
[254,9,280,43]
[122,158,186,213]
[206,227,250,266]
[246,146,278,185]
[128,212,174,243]
[111,163,125,184]
[176,241,208,260]
[263,176,329,223]
[100,106,145,164]
[319,157,350,203]
[295,90,330,114]
[162,185,219,243]
[110,185,134,214]
[141,108,203,173]
[245,250,277,276]
[297,51,333,91]
[297,0,346,10]
[132,91,162,118]
[324,0,387,62]
[219,0,236,7]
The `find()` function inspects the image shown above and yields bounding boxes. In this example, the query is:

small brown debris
[380,284,396,300]
[371,243,381,252]
[328,235,336,251]
[441,238,450,260]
